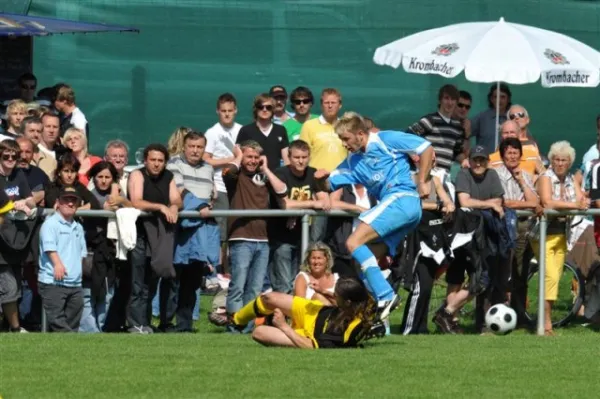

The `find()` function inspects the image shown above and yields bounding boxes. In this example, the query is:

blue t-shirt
[328,130,431,200]
[38,212,87,287]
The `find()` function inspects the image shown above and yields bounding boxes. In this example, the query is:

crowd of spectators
[1,72,599,336]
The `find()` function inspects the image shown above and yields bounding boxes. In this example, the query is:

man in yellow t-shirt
[489,120,543,176]
[299,88,347,172]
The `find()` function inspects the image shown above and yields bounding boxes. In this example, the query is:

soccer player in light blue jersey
[314,112,434,319]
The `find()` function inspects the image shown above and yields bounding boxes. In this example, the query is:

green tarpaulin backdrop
[21,0,600,159]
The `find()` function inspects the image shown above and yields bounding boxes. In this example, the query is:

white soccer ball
[485,304,517,334]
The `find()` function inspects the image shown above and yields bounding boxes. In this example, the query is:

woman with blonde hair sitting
[533,140,588,336]
[293,242,339,305]
[63,127,102,186]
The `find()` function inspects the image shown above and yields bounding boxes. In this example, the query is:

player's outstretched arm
[417,146,435,198]
[314,169,331,192]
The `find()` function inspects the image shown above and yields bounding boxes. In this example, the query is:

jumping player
[314,112,433,319]
[231,276,375,349]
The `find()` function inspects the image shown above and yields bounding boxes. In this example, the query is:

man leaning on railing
[127,143,182,334]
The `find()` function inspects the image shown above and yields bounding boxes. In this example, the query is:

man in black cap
[38,187,87,332]
[269,85,295,125]
[433,145,505,334]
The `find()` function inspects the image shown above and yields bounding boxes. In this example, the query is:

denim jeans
[79,283,115,333]
[226,240,270,314]
[310,215,328,244]
[268,243,300,294]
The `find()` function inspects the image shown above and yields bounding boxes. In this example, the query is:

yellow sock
[233,296,273,325]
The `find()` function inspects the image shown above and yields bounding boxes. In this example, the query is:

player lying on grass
[230,276,375,349]
[313,112,434,320]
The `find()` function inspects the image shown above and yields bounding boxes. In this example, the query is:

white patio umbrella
[373,17,600,149]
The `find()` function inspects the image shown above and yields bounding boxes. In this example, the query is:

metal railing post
[537,213,548,336]
[301,213,310,260]
[41,307,47,333]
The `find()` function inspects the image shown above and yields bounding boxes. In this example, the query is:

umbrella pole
[494,81,500,150]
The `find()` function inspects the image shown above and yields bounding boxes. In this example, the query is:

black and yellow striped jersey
[312,307,367,349]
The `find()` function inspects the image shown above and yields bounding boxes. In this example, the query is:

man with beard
[270,85,295,125]
[15,137,48,205]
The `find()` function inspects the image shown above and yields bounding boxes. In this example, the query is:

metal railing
[36,207,595,336]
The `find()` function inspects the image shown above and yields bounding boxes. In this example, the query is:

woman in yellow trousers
[533,141,587,336]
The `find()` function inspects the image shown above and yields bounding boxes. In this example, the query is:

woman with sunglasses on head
[236,93,290,171]
[0,139,35,215]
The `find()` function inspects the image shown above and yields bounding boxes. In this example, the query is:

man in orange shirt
[488,119,544,177]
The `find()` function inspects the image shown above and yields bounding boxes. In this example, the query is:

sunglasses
[257,104,274,111]
[1,153,19,161]
[509,112,526,120]
[457,103,471,110]
[292,99,312,105]
[21,84,36,90]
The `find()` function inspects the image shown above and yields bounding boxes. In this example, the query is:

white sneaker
[377,294,401,321]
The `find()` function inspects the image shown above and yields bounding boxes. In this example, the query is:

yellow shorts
[291,297,325,343]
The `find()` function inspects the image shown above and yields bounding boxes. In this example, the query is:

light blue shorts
[358,193,422,256]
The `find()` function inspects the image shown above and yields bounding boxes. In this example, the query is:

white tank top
[297,271,339,300]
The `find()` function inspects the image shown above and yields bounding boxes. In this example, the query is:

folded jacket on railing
[107,208,141,260]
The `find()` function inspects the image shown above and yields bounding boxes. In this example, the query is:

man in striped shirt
[166,131,216,331]
[407,84,467,172]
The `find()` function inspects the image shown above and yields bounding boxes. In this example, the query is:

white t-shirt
[205,122,242,193]
[70,107,88,131]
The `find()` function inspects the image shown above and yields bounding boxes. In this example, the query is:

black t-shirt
[2,168,32,201]
[236,123,289,172]
[19,166,49,193]
[0,179,11,213]
[44,182,100,209]
[268,166,318,244]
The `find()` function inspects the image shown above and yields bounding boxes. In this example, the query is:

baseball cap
[470,145,489,159]
[58,187,81,201]
[269,86,287,98]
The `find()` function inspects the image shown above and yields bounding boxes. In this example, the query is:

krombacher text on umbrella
[407,57,455,76]
[544,71,592,85]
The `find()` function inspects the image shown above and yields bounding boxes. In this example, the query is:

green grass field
[1,295,599,399]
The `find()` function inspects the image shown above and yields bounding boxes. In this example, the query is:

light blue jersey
[328,130,431,200]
